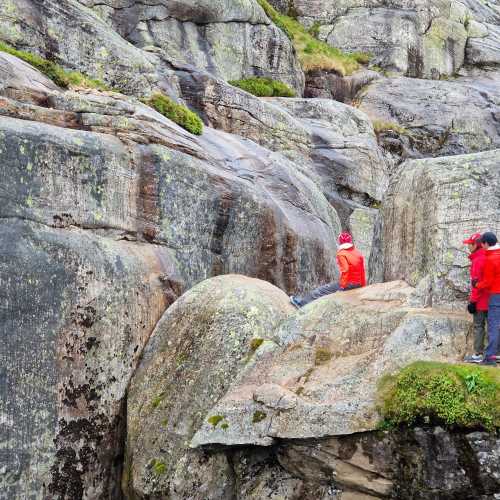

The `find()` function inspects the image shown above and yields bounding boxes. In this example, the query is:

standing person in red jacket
[290,232,366,308]
[463,233,490,363]
[475,232,500,366]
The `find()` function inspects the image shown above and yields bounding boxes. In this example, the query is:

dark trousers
[295,282,360,307]
[485,294,500,360]
[473,310,487,354]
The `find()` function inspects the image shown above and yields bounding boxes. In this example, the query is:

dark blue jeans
[485,294,500,360]
[294,282,360,307]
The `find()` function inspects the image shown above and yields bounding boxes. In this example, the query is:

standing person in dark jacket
[463,233,490,363]
[290,232,366,308]
[475,232,500,366]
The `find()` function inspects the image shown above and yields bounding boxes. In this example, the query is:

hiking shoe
[290,295,302,309]
[464,354,483,363]
[480,357,497,366]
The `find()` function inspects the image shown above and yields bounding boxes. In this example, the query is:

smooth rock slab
[190,280,471,447]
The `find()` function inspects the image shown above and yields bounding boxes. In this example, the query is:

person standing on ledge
[290,232,366,308]
[475,231,500,366]
[463,232,490,363]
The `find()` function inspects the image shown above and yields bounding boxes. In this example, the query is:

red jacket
[469,248,489,311]
[337,244,366,289]
[476,246,500,295]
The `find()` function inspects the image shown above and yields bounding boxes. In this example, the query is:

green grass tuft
[151,392,166,409]
[145,92,204,135]
[151,459,167,476]
[255,0,370,76]
[0,40,108,90]
[229,77,296,97]
[252,410,267,423]
[372,119,408,136]
[378,361,500,431]
[314,347,333,366]
[250,338,265,351]
[207,415,225,427]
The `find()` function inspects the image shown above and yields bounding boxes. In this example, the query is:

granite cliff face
[0,0,499,498]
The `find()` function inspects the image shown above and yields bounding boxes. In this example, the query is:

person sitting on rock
[475,231,500,366]
[290,232,366,308]
[463,232,490,364]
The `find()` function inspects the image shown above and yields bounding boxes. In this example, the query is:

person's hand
[467,302,477,314]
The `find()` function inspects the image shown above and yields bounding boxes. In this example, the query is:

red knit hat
[338,232,353,245]
[463,232,482,245]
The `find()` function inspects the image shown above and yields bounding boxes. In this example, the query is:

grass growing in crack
[229,77,296,97]
[378,361,500,431]
[372,119,408,136]
[145,92,204,135]
[255,0,370,75]
[0,41,109,90]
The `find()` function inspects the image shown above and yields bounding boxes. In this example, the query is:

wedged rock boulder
[124,275,294,499]
[382,149,500,308]
[0,218,181,499]
[189,280,471,447]
[359,76,500,157]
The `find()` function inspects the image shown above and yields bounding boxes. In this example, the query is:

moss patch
[150,459,166,476]
[151,392,166,409]
[229,77,296,97]
[315,347,333,365]
[252,410,267,423]
[372,119,408,136]
[250,338,265,351]
[145,92,204,135]
[256,0,369,75]
[0,41,108,90]
[207,415,225,427]
[378,361,500,431]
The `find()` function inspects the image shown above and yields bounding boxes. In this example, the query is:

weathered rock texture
[192,280,470,447]
[126,275,499,499]
[383,149,500,309]
[0,0,304,97]
[0,54,341,499]
[270,0,500,79]
[125,274,294,498]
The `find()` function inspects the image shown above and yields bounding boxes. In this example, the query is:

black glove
[467,302,477,314]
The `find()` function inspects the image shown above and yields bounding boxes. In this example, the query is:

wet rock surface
[382,149,500,308]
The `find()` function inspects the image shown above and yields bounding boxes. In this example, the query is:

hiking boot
[480,357,497,366]
[464,353,483,363]
[290,295,302,309]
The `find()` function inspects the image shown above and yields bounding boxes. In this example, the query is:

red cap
[463,232,482,244]
[338,232,353,245]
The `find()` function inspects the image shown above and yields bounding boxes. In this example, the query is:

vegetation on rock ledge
[378,361,500,431]
[0,41,109,90]
[229,77,296,97]
[145,92,204,135]
[255,0,370,75]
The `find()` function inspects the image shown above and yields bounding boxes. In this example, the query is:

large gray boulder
[191,280,470,447]
[271,0,500,79]
[0,218,181,499]
[0,53,342,499]
[0,0,304,97]
[382,149,500,308]
[124,274,294,499]
[359,75,500,157]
